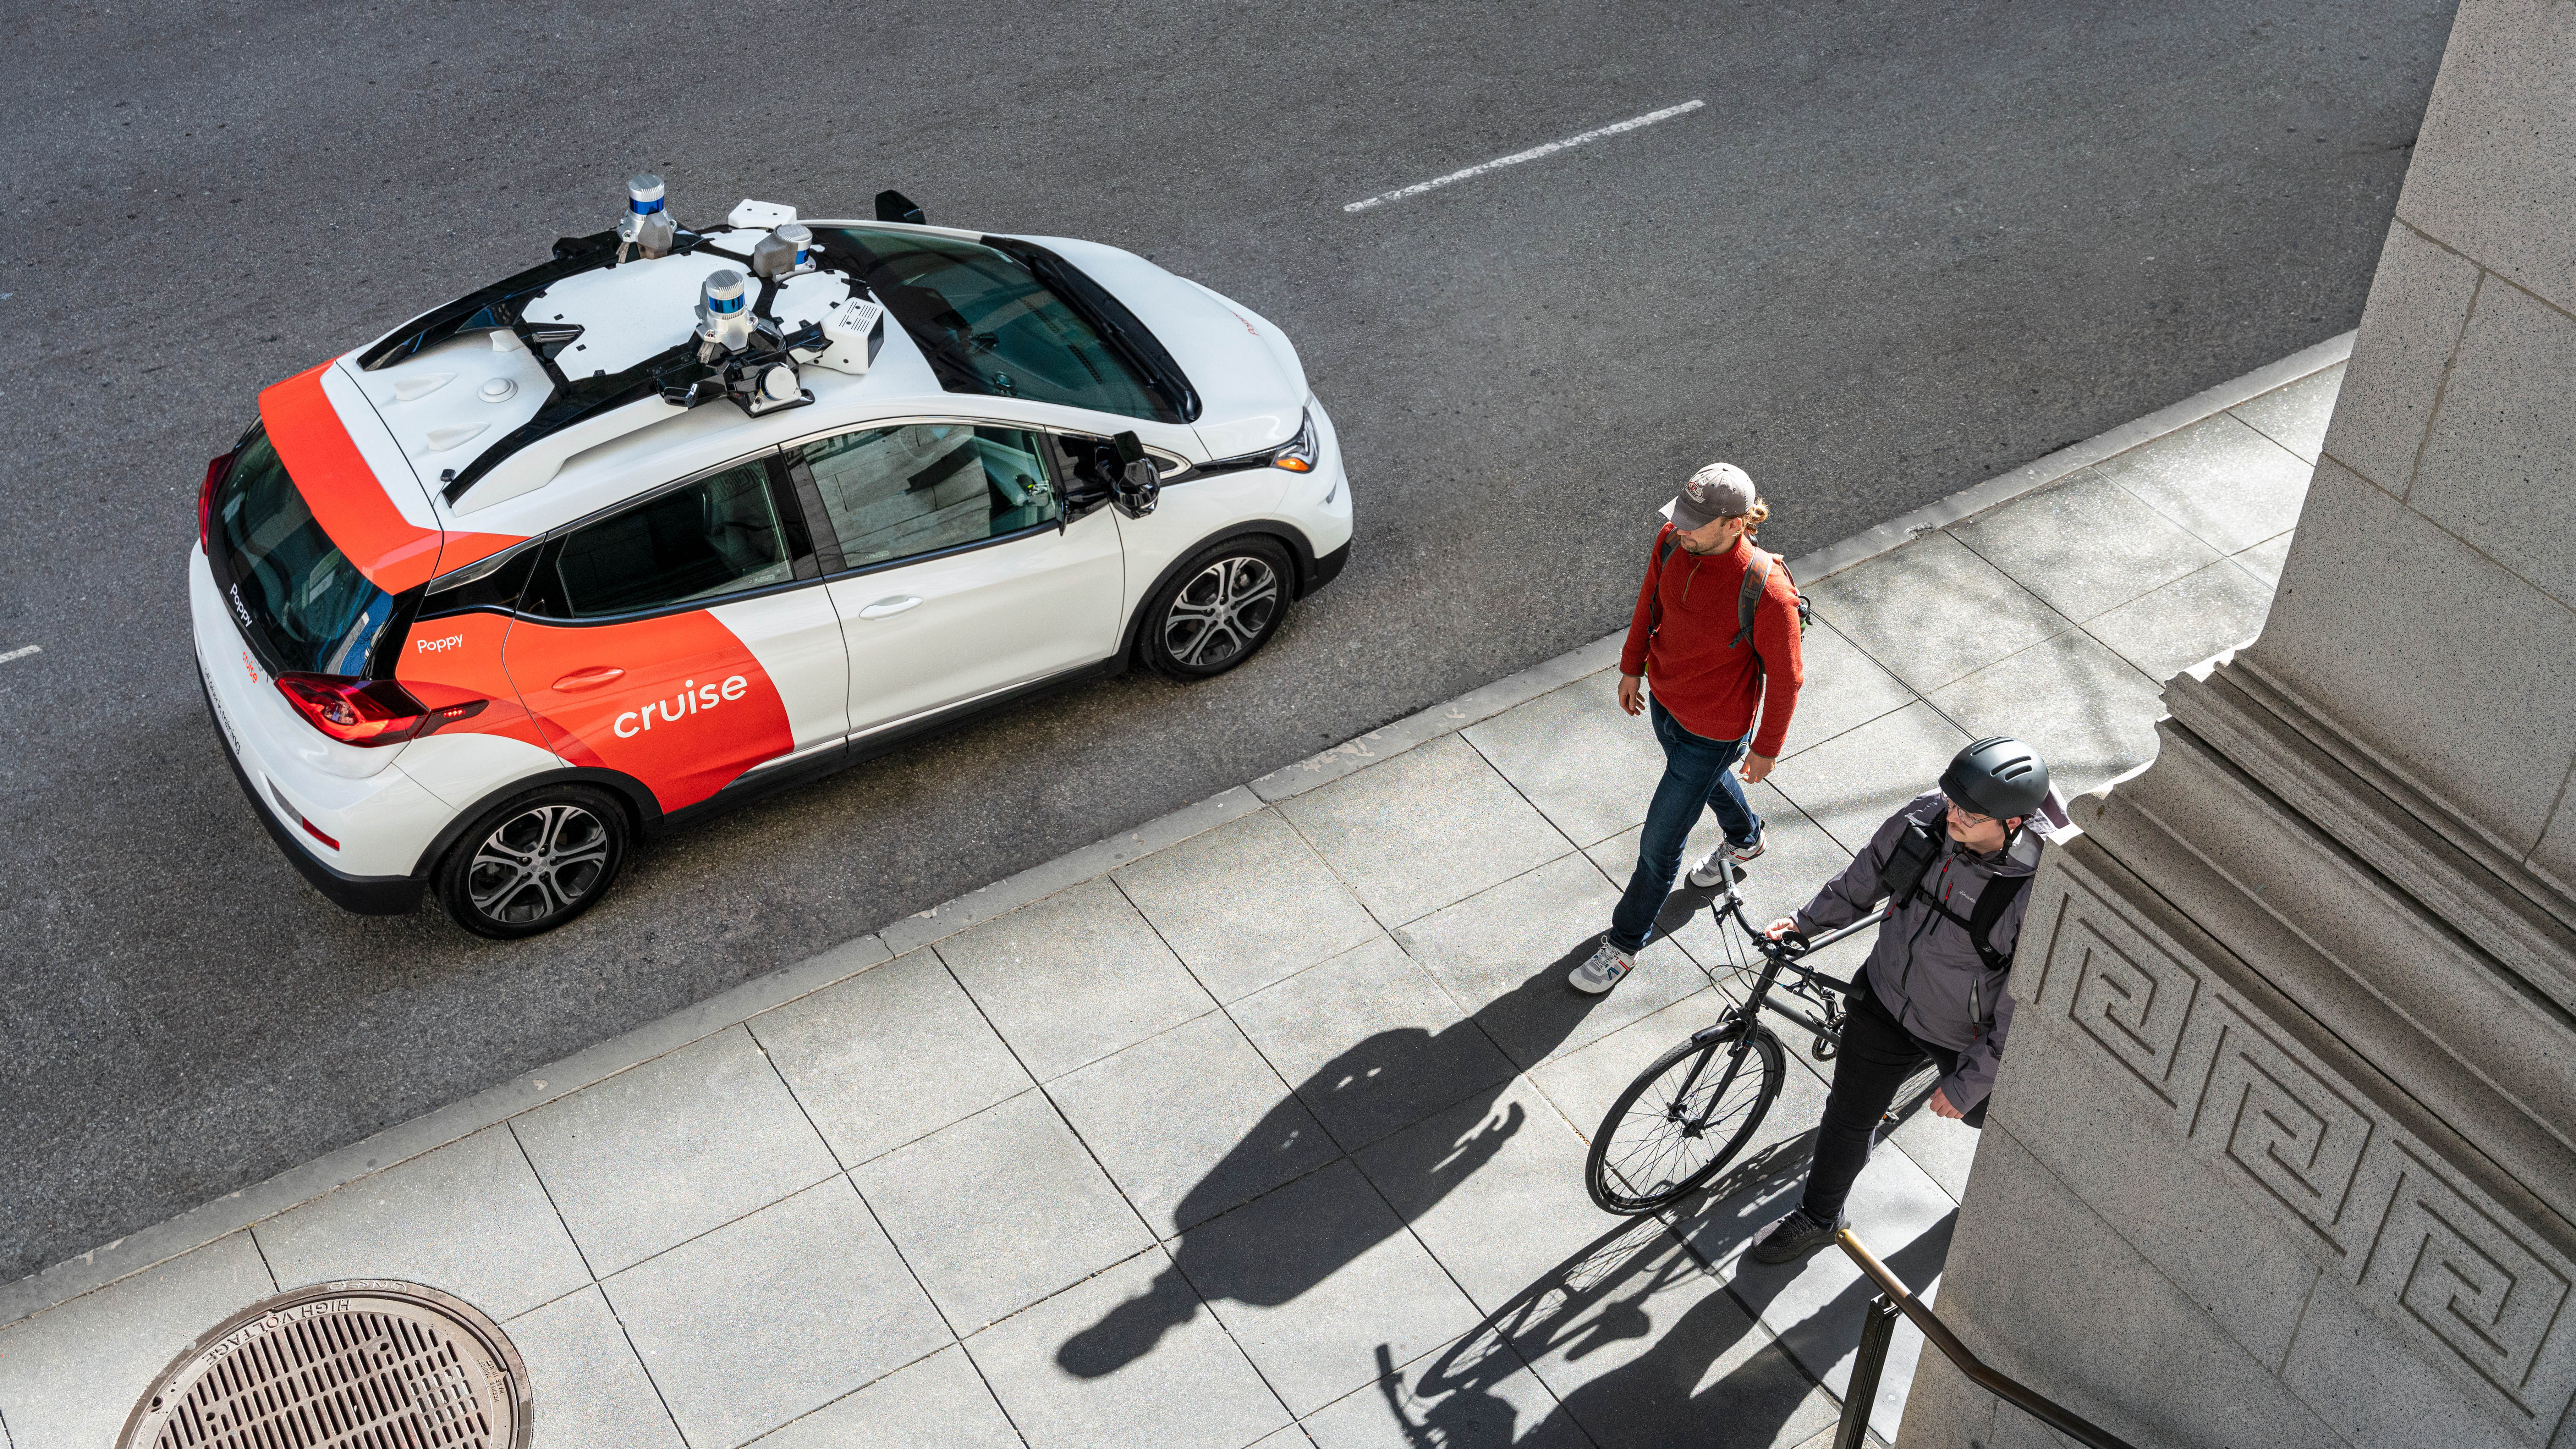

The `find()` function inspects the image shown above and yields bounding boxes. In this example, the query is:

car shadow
[1057,941,1614,1379]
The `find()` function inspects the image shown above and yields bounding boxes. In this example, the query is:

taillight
[274,674,439,746]
[199,452,235,553]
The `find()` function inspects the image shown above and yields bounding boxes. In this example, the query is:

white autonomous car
[192,178,1350,936]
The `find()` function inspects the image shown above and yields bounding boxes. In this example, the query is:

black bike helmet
[1941,736,2050,822]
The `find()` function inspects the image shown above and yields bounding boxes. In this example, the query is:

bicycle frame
[1667,885,1887,1130]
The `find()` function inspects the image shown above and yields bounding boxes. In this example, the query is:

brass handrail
[1831,1228,2141,1449]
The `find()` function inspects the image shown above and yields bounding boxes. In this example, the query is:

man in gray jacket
[1746,737,2051,1264]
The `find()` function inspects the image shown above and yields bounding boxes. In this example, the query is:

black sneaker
[1747,1207,1844,1265]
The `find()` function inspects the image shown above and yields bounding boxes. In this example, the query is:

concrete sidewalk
[0,338,2347,1449]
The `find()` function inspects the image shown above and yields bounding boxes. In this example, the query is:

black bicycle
[1583,867,1884,1214]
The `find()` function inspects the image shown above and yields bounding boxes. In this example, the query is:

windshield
[212,428,401,676]
[823,227,1189,423]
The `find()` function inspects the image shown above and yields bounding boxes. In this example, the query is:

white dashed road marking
[1344,98,1707,213]
[0,645,40,665]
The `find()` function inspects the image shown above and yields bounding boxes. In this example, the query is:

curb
[0,330,2353,1332]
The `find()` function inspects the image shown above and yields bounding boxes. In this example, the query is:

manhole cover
[119,1280,530,1449]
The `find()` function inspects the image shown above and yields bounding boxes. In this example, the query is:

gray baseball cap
[1665,462,1757,530]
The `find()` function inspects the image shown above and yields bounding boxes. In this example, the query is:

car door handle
[857,596,923,620]
[552,666,626,691]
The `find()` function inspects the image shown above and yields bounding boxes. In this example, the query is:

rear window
[212,428,400,676]
[824,227,1190,423]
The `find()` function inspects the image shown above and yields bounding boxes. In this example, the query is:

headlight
[1270,408,1318,473]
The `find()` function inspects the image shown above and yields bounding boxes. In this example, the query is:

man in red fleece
[1571,462,1805,994]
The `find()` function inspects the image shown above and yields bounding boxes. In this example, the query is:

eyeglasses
[1943,794,1996,827]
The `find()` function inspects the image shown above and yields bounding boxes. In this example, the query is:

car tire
[1139,536,1294,681]
[434,784,630,939]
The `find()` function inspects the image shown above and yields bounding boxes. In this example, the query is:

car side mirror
[874,189,926,225]
[1110,431,1160,519]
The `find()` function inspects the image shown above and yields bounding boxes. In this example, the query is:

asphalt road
[0,0,2451,1282]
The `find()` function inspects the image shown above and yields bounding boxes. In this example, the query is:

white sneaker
[1687,827,1766,888]
[1569,940,1636,995]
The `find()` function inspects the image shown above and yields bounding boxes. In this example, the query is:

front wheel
[1138,537,1293,680]
[1585,1019,1785,1213]
[434,785,630,939]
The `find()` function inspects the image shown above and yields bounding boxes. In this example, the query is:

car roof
[256,211,1299,594]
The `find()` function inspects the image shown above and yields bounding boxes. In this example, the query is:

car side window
[543,461,796,617]
[795,424,1059,571]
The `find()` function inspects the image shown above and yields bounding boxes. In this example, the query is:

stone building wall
[1898,2,2576,1445]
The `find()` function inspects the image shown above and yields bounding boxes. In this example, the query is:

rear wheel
[1139,537,1293,680]
[1585,1019,1785,1213]
[435,785,630,939]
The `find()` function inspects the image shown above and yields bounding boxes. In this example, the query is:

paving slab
[1297,1329,1587,1449]
[1229,935,1518,1152]
[1503,1223,1840,1449]
[512,1025,841,1276]
[2232,530,2294,586]
[0,1234,273,1449]
[756,1343,1022,1449]
[1676,1119,1962,1445]
[1765,703,1967,855]
[1048,1010,1336,1237]
[853,1088,1154,1331]
[1176,1159,1484,1416]
[1778,619,1924,757]
[752,947,1033,1168]
[1934,629,2163,797]
[1526,986,1727,1140]
[935,876,1218,1082]
[255,1124,588,1320]
[2080,556,2277,683]
[1111,810,1382,1003]
[1928,630,2164,800]
[1947,470,2224,624]
[604,1178,950,1448]
[1802,532,2072,695]
[968,1247,1291,1449]
[1393,852,1702,1070]
[1460,672,1666,848]
[505,1285,685,1449]
[1276,733,1574,926]
[1353,1076,1608,1314]
[2228,361,2344,463]
[2091,411,2313,555]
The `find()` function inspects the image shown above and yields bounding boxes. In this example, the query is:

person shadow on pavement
[1058,944,1613,1379]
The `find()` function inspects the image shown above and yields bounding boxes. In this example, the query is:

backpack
[1644,528,1813,668]
[1878,817,2032,974]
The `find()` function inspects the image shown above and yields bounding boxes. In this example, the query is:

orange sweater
[1617,528,1805,757]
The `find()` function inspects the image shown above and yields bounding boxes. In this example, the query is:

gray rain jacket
[1791,790,2044,1111]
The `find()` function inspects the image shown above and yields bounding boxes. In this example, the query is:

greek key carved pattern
[2184,1007,2373,1252]
[2060,911,2202,1104]
[2046,863,2576,1434]
[2355,1143,2576,1425]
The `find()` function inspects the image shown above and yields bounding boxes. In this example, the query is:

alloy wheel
[466,803,612,925]
[1163,556,1281,668]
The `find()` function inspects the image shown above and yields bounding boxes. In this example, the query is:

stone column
[1897,4,2576,1446]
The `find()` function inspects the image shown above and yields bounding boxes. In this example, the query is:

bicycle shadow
[1058,944,1611,1379]
[1373,1178,1961,1447]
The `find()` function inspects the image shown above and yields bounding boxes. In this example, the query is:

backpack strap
[1729,552,1775,650]
[1645,527,1682,640]
[1926,871,2032,974]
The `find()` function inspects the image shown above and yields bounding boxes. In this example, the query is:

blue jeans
[1606,699,1763,953]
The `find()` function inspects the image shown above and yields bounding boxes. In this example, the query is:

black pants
[1799,970,1986,1223]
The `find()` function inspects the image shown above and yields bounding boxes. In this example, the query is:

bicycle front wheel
[1585,1020,1785,1213]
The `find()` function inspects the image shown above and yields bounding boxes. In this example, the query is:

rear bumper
[201,669,428,915]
